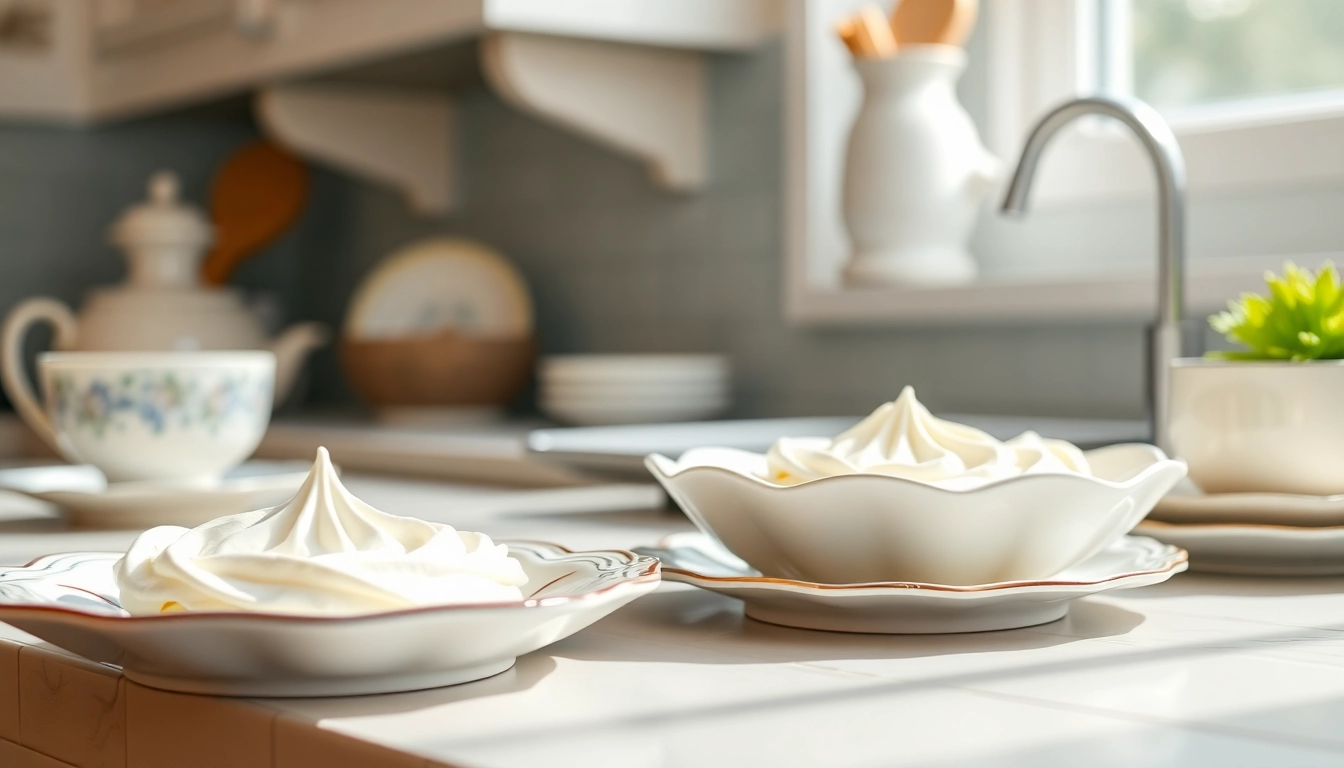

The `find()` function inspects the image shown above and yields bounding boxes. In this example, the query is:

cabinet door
[0,0,84,119]
[94,0,237,53]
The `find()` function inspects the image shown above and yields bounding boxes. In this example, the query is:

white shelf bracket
[480,31,707,191]
[254,84,456,215]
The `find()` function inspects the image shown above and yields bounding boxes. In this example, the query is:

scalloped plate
[637,532,1186,634]
[0,542,659,697]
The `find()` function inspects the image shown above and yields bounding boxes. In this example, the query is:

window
[987,0,1344,206]
[1121,0,1344,117]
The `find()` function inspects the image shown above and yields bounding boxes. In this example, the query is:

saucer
[0,542,659,697]
[1150,480,1344,527]
[0,461,311,529]
[1134,519,1344,576]
[636,532,1187,634]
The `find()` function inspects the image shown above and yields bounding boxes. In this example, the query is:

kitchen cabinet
[1,0,778,123]
[0,0,780,207]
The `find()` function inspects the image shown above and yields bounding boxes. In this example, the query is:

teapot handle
[1,298,78,455]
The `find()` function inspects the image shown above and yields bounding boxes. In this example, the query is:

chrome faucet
[999,96,1187,455]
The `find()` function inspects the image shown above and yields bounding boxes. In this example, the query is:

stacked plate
[539,355,730,426]
[1136,479,1344,576]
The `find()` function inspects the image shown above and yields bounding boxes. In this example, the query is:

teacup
[2,351,274,483]
[1169,359,1344,496]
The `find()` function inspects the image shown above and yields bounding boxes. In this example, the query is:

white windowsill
[786,253,1333,326]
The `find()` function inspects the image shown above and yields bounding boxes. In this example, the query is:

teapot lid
[109,171,213,250]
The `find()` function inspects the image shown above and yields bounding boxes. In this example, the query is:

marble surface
[3,472,1344,767]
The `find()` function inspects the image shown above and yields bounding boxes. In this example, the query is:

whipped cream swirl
[115,447,528,616]
[765,387,1090,489]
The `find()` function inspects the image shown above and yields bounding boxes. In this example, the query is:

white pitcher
[842,45,1001,286]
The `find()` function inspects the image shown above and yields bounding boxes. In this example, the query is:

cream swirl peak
[765,387,1090,488]
[115,447,528,616]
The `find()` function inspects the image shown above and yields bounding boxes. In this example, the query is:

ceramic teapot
[1,171,327,407]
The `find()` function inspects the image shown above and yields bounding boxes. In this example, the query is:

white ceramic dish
[647,443,1187,585]
[1169,359,1344,496]
[541,392,729,411]
[0,542,659,697]
[1150,479,1344,528]
[344,238,533,340]
[1134,519,1344,576]
[540,355,728,384]
[544,399,729,427]
[541,381,728,400]
[0,461,312,529]
[638,532,1186,634]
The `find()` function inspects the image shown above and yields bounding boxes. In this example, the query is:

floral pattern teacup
[12,352,274,483]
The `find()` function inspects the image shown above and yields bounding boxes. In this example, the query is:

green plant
[1209,261,1344,361]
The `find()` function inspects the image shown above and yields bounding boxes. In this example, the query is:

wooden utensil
[201,140,309,285]
[837,3,898,59]
[890,0,978,48]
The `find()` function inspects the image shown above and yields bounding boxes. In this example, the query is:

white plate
[636,532,1186,634]
[544,400,729,427]
[1150,479,1344,527]
[0,542,659,697]
[344,238,533,340]
[541,392,729,411]
[0,462,310,529]
[540,381,729,400]
[1134,519,1344,576]
[540,355,728,384]
[647,443,1187,585]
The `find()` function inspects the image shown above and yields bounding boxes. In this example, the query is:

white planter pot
[1169,358,1344,495]
[841,45,1000,287]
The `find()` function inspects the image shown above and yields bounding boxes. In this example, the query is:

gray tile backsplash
[0,42,1166,423]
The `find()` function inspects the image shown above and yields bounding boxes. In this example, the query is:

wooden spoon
[890,0,978,48]
[201,140,309,285]
[838,3,898,59]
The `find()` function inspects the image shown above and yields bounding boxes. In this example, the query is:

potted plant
[1169,261,1344,496]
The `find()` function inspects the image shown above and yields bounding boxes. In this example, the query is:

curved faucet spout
[998,96,1187,454]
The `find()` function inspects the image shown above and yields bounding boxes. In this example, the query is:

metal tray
[527,414,1149,479]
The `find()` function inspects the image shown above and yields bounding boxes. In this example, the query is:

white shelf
[255,84,459,215]
[787,253,1329,326]
[481,31,707,191]
[255,23,724,211]
[483,0,781,50]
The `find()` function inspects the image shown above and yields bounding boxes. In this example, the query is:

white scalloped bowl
[646,443,1186,586]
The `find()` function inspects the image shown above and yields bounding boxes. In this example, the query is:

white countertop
[4,472,1344,767]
